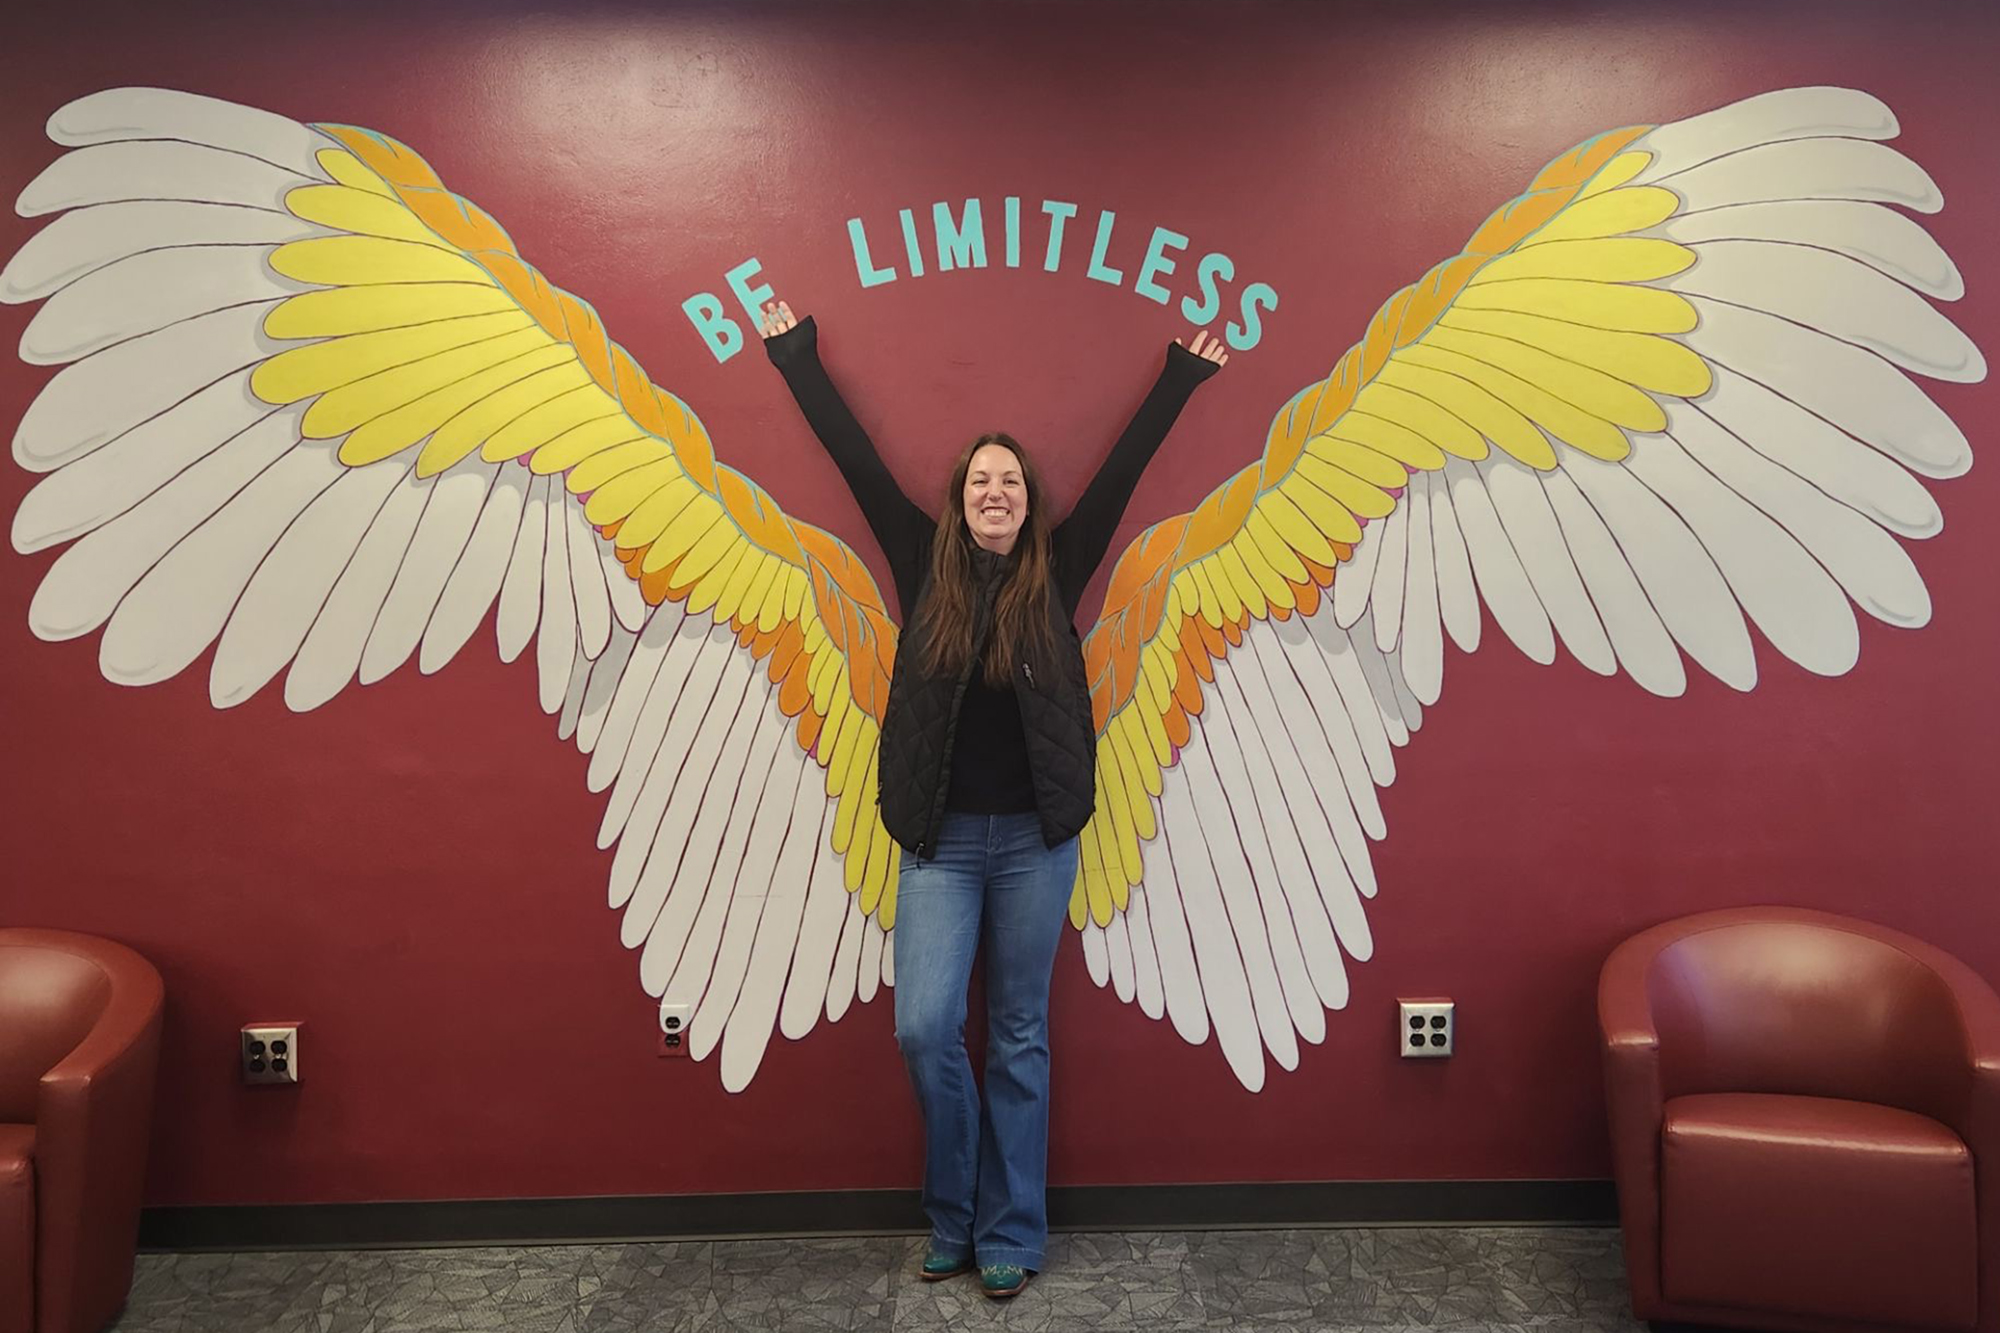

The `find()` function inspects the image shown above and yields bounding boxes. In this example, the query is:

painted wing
[4,87,902,1091]
[1074,86,1982,1091]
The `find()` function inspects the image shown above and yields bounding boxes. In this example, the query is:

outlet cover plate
[241,1025,300,1084]
[1399,1000,1453,1058]
[658,1002,691,1059]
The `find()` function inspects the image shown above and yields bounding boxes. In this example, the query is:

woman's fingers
[759,299,795,339]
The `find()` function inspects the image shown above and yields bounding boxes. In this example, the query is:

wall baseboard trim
[139,1179,1618,1252]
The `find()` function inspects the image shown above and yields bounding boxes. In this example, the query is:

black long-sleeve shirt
[765,316,1216,814]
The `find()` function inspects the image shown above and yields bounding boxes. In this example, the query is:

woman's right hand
[759,299,799,339]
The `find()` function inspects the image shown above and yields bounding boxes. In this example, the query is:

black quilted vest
[878,550,1096,858]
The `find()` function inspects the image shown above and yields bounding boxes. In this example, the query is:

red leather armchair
[0,929,164,1333]
[1599,907,2000,1332]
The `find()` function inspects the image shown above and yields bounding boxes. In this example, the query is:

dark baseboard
[139,1178,1618,1252]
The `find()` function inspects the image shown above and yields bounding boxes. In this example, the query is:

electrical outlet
[658,1002,690,1059]
[241,1025,300,1084]
[1398,1000,1453,1058]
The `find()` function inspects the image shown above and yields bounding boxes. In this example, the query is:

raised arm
[1052,330,1228,616]
[760,301,933,613]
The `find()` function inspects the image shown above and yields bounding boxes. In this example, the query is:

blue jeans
[894,812,1079,1271]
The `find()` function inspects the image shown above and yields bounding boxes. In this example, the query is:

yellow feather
[811,648,844,717]
[1323,411,1448,471]
[266,283,519,339]
[1520,185,1679,245]
[709,548,766,623]
[683,541,746,617]
[1113,710,1163,809]
[270,234,493,287]
[858,790,892,915]
[530,417,646,475]
[1069,862,1090,930]
[480,386,612,463]
[1211,545,1260,620]
[878,835,901,930]
[821,685,856,794]
[337,340,571,471]
[1275,473,1367,545]
[313,325,548,448]
[568,437,669,497]
[419,360,591,474]
[1293,454,1397,519]
[1306,433,1420,487]
[1231,530,1295,611]
[1400,344,1628,461]
[740,554,783,631]
[1101,750,1144,888]
[314,149,399,199]
[1426,325,1665,434]
[848,745,881,897]
[1184,566,1223,629]
[254,309,531,406]
[1350,382,1488,460]
[832,720,866,854]
[1438,308,1711,397]
[782,563,808,623]
[639,495,725,574]
[1453,277,1697,334]
[1472,237,1695,285]
[672,510,745,588]
[801,615,829,660]
[1245,508,1309,583]
[1256,489,1343,565]
[1574,150,1651,201]
[597,468,693,541]
[1079,823,1112,927]
[1375,361,1553,468]
[1133,680,1172,767]
[285,184,456,250]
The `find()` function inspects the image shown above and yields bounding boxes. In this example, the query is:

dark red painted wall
[4,0,1997,1205]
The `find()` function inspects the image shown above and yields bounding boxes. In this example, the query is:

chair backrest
[0,943,114,1121]
[1647,919,1968,1119]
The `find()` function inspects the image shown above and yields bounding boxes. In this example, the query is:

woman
[759,298,1225,1297]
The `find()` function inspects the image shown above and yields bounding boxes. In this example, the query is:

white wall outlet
[241,1025,300,1084]
[1398,1000,1453,1058]
[658,1002,691,1059]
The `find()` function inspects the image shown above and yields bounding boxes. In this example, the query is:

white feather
[1443,456,1556,665]
[1106,912,1136,1004]
[284,462,431,712]
[1123,881,1166,1020]
[586,602,685,794]
[1538,471,1686,698]
[575,627,637,754]
[825,891,866,1024]
[535,487,576,714]
[1426,470,1482,653]
[1558,451,1755,690]
[1477,454,1616,675]
[1157,765,1262,1091]
[565,499,612,660]
[1300,610,1399,794]
[1667,239,1982,383]
[1632,87,1898,184]
[605,621,739,890]
[210,454,409,708]
[1368,500,1409,653]
[12,300,277,473]
[1658,199,1962,301]
[600,539,648,632]
[21,246,305,365]
[12,369,271,554]
[1684,294,1968,479]
[27,403,300,642]
[421,467,531,672]
[494,472,548,663]
[1332,509,1384,628]
[2,201,317,304]
[724,748,828,1087]
[1131,844,1207,1044]
[1660,138,1941,215]
[44,86,333,177]
[1699,365,1940,540]
[359,454,494,685]
[1082,921,1110,987]
[17,140,314,217]
[778,800,850,1041]
[1399,472,1445,705]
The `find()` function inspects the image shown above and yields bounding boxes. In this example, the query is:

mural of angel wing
[3,86,904,1091]
[1074,85,1983,1091]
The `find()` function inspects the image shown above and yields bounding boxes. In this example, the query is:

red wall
[4,0,1997,1206]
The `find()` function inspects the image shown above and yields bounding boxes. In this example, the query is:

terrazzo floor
[109,1226,1657,1332]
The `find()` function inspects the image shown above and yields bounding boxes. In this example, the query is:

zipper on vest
[1021,661,1035,690]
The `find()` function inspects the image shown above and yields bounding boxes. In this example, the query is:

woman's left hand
[1177,329,1230,368]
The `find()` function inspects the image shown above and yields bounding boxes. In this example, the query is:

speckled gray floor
[108,1226,1647,1331]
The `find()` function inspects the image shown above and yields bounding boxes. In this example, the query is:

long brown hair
[919,433,1061,686]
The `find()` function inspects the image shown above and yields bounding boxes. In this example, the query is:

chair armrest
[35,966,163,1333]
[1598,936,1667,1319]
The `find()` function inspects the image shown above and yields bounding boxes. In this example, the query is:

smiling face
[962,441,1027,554]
